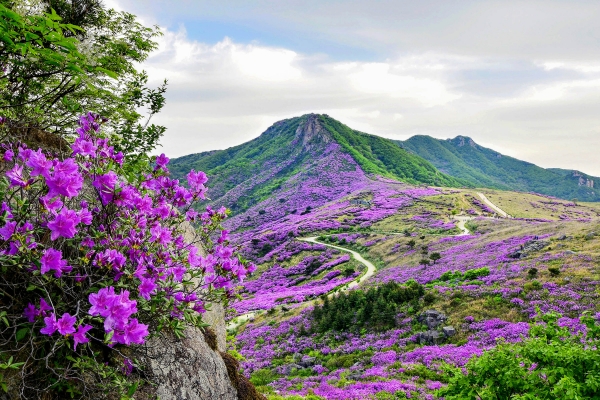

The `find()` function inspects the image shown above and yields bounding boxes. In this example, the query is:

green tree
[0,1,167,159]
[429,252,441,264]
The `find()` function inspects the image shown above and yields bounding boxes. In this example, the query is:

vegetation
[318,115,465,187]
[439,312,600,399]
[398,135,600,202]
[311,281,424,332]
[0,1,167,159]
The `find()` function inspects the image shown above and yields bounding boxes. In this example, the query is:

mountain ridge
[397,134,599,201]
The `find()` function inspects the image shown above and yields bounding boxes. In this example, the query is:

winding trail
[227,216,472,330]
[477,192,510,218]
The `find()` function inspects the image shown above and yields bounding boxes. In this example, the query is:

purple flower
[0,221,16,241]
[56,313,76,335]
[138,278,157,300]
[155,153,169,170]
[187,169,207,190]
[6,164,28,187]
[47,208,80,240]
[73,324,93,350]
[23,303,37,322]
[113,318,148,345]
[39,298,52,314]
[46,159,83,198]
[3,149,13,161]
[39,195,63,213]
[40,313,57,335]
[92,171,118,205]
[71,137,97,157]
[25,149,52,177]
[88,287,116,317]
[40,248,72,277]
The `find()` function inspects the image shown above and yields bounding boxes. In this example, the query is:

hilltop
[170,114,463,231]
[398,135,600,202]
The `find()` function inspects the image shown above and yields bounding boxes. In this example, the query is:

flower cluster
[0,113,253,396]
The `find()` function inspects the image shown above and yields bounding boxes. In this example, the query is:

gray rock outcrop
[508,239,550,259]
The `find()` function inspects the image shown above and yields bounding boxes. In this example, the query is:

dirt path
[227,218,473,330]
[477,192,510,218]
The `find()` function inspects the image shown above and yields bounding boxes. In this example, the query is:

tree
[0,2,167,159]
[429,252,441,264]
[407,239,416,248]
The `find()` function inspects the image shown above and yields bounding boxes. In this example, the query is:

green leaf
[15,328,29,342]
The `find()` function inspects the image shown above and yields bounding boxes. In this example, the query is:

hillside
[397,135,600,202]
[170,114,463,228]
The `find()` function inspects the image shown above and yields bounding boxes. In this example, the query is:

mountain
[397,135,600,202]
[169,114,463,230]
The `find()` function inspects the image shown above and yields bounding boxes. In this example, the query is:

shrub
[527,267,538,278]
[439,312,600,399]
[548,267,561,277]
[0,114,254,397]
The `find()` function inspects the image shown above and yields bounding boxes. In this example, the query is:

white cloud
[140,26,600,176]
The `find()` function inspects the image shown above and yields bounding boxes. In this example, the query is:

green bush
[439,312,600,399]
[250,369,279,387]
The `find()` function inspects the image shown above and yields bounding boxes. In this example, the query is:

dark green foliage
[342,266,355,277]
[548,266,561,277]
[429,252,441,264]
[407,239,416,248]
[528,267,538,278]
[419,258,431,266]
[318,116,464,187]
[438,267,489,282]
[311,281,424,332]
[398,135,600,202]
[439,312,600,399]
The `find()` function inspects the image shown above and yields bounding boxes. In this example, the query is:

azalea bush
[0,113,254,398]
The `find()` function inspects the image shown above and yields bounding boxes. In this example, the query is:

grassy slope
[398,135,600,202]
[319,116,465,187]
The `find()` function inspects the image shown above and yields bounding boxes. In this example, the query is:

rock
[417,310,447,329]
[279,363,303,375]
[557,234,567,240]
[419,330,444,345]
[299,356,316,368]
[508,239,550,259]
[293,353,303,362]
[565,250,575,255]
[347,372,363,381]
[145,326,238,400]
[585,232,597,240]
[442,326,456,337]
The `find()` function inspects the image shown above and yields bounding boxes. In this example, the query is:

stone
[417,310,447,329]
[299,356,316,368]
[293,352,303,362]
[565,250,575,255]
[279,363,303,376]
[585,232,597,240]
[442,326,456,337]
[419,330,444,345]
[144,326,238,400]
[508,239,550,259]
[347,372,363,381]
[557,234,567,240]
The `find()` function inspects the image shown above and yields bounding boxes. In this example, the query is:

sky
[108,0,600,175]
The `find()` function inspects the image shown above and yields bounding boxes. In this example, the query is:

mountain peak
[449,135,478,148]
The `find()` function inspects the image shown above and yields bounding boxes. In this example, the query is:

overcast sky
[109,0,600,175]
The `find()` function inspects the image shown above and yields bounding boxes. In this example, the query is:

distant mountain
[397,135,599,201]
[169,114,462,230]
